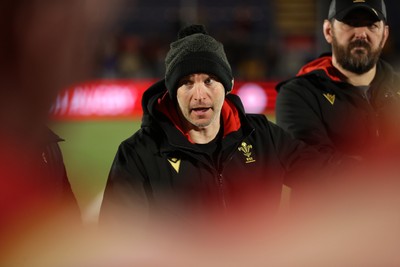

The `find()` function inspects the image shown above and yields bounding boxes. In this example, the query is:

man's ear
[323,19,334,44]
[382,24,389,48]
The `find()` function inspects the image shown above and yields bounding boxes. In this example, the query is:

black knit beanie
[165,24,234,99]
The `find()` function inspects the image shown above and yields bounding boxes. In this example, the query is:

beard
[332,34,384,74]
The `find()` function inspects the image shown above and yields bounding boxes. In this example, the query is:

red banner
[50,79,277,121]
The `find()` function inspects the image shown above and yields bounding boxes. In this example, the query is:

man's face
[326,9,388,74]
[176,73,225,131]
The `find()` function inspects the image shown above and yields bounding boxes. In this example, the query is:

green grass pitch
[51,120,141,218]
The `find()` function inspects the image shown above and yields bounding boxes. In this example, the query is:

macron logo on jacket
[168,158,181,173]
[323,93,336,105]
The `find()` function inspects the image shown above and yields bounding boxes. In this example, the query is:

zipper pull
[217,173,227,211]
[42,152,48,164]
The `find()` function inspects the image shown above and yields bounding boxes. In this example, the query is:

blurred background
[90,0,400,80]
[49,0,400,223]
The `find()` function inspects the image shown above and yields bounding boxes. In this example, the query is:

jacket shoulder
[111,128,161,181]
[246,114,292,133]
[245,113,275,132]
[277,74,322,93]
[379,60,400,85]
[121,128,158,151]
[246,113,268,122]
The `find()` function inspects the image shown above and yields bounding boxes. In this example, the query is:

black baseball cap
[328,0,387,22]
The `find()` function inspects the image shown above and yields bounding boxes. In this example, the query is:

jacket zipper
[217,173,227,211]
[361,91,380,141]
[168,134,253,213]
[170,147,228,211]
[376,91,394,138]
[215,139,251,212]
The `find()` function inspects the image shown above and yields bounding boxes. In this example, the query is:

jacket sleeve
[265,120,334,188]
[47,141,82,221]
[99,140,151,225]
[276,79,336,155]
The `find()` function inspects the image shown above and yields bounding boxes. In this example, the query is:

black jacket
[101,80,327,219]
[276,56,400,158]
[0,127,80,235]
[41,128,79,211]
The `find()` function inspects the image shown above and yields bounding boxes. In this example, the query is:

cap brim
[334,5,385,22]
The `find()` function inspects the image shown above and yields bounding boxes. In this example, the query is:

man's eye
[343,20,379,28]
[369,23,379,30]
[346,21,360,27]
[179,79,191,87]
[205,76,218,85]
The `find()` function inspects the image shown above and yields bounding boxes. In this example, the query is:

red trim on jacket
[156,92,241,144]
[297,56,344,82]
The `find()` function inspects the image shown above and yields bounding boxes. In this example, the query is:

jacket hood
[140,79,243,144]
[276,55,397,92]
[276,56,343,92]
[296,56,343,82]
[141,79,166,119]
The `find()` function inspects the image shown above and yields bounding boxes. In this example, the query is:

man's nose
[353,27,368,40]
[193,83,206,100]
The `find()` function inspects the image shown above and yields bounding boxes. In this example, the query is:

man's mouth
[350,41,370,51]
[191,107,211,114]
[352,47,367,53]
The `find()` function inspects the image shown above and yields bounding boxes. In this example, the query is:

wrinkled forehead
[178,73,219,82]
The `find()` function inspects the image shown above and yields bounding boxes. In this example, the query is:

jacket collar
[296,55,397,86]
[141,80,253,150]
[296,56,344,82]
[155,91,241,144]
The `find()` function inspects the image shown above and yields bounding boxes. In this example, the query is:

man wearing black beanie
[165,24,233,98]
[100,24,331,223]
